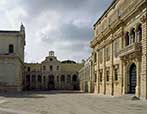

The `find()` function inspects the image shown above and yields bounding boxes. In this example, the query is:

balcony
[119,42,142,57]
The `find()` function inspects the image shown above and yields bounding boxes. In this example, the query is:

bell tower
[49,51,55,56]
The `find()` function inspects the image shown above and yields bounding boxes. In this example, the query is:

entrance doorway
[129,63,137,94]
[48,75,55,90]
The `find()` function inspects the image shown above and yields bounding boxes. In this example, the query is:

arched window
[125,32,130,46]
[72,75,77,82]
[38,75,42,83]
[32,75,36,83]
[61,75,65,82]
[137,24,142,42]
[9,44,14,53]
[130,28,135,43]
[67,75,71,83]
[27,67,30,71]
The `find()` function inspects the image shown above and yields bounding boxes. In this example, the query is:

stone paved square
[0,91,147,114]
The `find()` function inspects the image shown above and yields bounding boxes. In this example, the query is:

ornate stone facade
[24,51,83,91]
[0,25,25,92]
[91,0,147,99]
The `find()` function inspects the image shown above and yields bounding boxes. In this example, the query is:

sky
[0,0,113,63]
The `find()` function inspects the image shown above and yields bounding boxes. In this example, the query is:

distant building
[24,51,83,90]
[0,25,25,92]
[79,56,95,93]
[91,0,147,99]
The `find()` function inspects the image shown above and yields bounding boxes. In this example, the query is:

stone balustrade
[119,42,142,57]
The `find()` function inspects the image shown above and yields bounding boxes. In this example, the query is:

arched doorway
[72,75,77,82]
[48,75,55,90]
[129,63,137,94]
[72,75,79,90]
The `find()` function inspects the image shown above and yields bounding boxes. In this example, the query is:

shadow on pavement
[0,90,85,98]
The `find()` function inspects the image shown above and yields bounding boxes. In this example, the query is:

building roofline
[0,30,19,34]
[93,0,118,28]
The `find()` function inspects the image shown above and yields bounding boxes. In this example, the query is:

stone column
[35,75,38,90]
[45,75,48,90]
[41,74,44,89]
[140,14,147,99]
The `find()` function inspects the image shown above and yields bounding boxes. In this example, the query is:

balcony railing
[119,42,142,57]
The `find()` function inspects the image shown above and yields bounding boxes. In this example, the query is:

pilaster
[140,14,147,99]
[120,27,124,95]
[122,61,127,94]
[110,42,114,95]
[97,50,100,94]
[136,59,141,97]
[103,48,106,95]
[120,60,123,95]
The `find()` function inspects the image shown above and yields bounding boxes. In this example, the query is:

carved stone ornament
[140,15,147,23]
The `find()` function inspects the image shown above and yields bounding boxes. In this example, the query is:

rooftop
[93,0,118,27]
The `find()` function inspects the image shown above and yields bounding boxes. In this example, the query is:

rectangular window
[9,44,14,53]
[94,52,97,63]
[114,68,118,81]
[94,73,97,82]
[106,70,110,82]
[99,71,103,82]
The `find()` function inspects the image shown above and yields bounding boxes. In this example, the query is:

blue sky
[0,0,113,63]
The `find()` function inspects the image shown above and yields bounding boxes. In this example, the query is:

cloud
[0,0,113,63]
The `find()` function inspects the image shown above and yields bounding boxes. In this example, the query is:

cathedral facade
[91,0,147,99]
[0,26,83,92]
[24,51,83,91]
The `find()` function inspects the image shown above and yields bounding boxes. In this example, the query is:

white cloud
[0,0,113,63]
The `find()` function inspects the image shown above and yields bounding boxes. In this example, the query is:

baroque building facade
[0,25,25,92]
[24,51,83,91]
[91,0,147,99]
